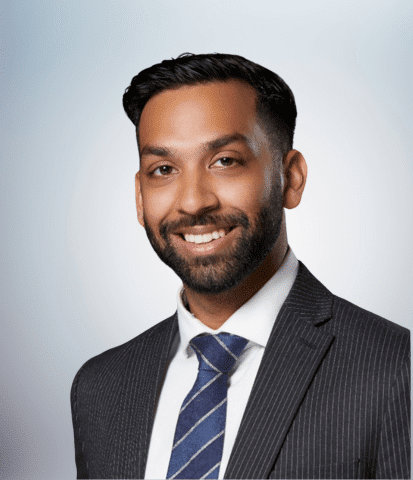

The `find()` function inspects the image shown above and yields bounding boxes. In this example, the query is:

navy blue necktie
[167,333,248,480]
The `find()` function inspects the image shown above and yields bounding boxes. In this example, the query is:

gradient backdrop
[1,1,412,478]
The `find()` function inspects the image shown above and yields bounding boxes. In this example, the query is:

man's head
[124,54,306,295]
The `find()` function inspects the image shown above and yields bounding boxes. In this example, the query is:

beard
[143,173,283,294]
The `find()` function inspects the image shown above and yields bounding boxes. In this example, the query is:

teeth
[203,233,212,243]
[184,229,227,244]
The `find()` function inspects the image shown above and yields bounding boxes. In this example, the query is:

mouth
[175,226,235,245]
[181,227,236,244]
[171,226,238,254]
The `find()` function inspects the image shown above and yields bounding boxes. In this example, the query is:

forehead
[138,81,259,149]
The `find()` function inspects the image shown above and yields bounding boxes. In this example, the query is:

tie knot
[190,333,248,374]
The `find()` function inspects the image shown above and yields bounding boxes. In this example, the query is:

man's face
[136,80,284,294]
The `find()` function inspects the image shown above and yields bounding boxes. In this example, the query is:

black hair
[123,53,297,155]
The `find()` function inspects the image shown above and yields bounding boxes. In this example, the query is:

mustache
[159,212,250,239]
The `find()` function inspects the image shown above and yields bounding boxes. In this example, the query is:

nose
[176,170,219,216]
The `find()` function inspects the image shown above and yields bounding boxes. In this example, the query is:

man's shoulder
[332,293,409,339]
[328,293,410,369]
[295,261,409,341]
[294,261,409,366]
[71,313,177,399]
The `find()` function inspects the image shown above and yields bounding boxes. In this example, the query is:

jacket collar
[283,261,334,325]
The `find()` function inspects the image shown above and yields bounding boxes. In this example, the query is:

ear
[135,171,145,227]
[282,150,307,209]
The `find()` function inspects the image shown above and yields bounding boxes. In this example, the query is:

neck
[183,218,289,330]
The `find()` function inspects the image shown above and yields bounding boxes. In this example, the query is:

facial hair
[143,172,283,294]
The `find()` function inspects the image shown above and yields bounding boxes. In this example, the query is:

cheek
[141,187,175,226]
[262,163,278,196]
[216,173,269,213]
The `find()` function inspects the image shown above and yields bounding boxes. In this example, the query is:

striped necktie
[167,333,248,480]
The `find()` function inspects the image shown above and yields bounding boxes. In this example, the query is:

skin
[135,80,307,329]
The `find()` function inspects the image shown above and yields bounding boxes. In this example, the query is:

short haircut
[123,53,297,156]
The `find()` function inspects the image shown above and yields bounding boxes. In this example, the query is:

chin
[167,243,274,295]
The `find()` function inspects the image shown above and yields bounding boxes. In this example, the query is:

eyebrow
[139,133,250,158]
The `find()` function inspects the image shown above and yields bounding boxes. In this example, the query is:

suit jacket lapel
[225,263,335,479]
[103,314,178,479]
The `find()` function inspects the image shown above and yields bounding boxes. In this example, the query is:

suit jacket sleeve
[376,353,411,479]
[71,362,89,479]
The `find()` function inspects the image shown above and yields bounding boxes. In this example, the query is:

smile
[172,226,238,255]
[183,229,226,244]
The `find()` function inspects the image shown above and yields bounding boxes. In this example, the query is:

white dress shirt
[145,249,298,479]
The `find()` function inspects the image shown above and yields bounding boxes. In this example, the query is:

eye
[212,157,238,168]
[151,165,176,176]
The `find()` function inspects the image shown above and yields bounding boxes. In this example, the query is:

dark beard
[143,175,283,294]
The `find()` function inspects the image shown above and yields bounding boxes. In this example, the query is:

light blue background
[1,1,412,478]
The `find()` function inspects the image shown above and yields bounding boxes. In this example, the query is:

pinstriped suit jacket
[71,262,410,479]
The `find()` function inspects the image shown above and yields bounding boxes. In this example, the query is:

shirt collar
[176,248,298,357]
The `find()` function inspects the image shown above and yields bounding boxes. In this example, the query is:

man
[71,54,410,479]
